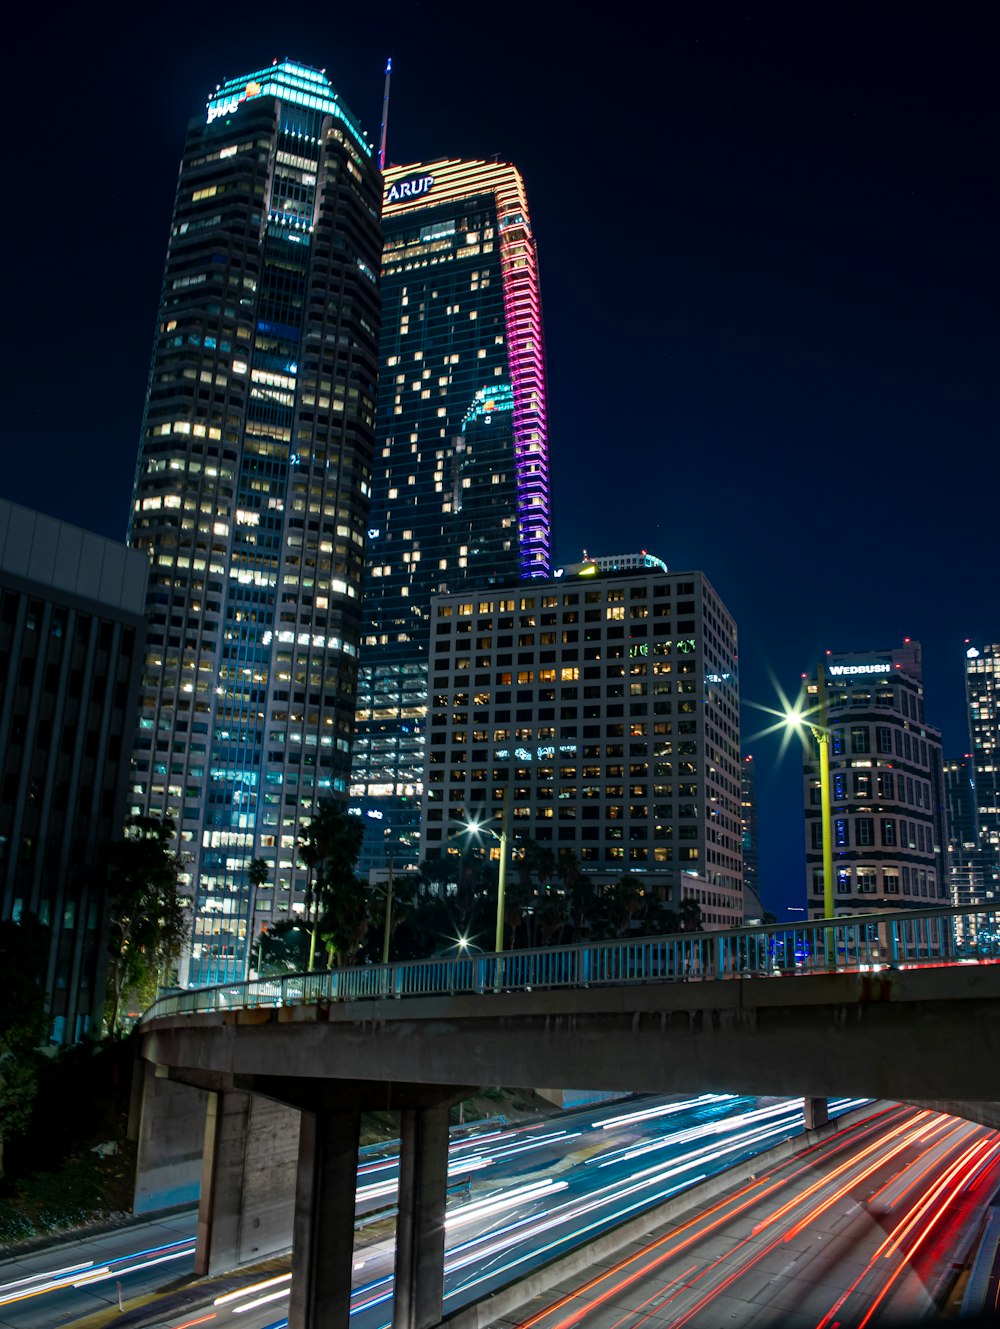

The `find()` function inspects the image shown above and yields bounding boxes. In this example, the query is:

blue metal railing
[139,903,1000,1025]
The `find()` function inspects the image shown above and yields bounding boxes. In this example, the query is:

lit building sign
[386,174,434,204]
[494,743,578,762]
[207,81,262,123]
[827,663,890,676]
[629,639,696,658]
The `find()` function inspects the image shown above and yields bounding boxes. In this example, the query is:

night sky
[7,6,996,918]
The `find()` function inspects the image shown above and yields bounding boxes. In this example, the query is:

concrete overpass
[133,906,1000,1329]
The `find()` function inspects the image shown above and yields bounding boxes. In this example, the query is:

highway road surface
[504,1103,1000,1329]
[0,1093,865,1329]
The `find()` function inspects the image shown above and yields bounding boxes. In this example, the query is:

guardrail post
[577,948,590,987]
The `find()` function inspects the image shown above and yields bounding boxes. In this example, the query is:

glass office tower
[964,643,1000,901]
[352,159,551,874]
[740,754,761,908]
[128,61,382,985]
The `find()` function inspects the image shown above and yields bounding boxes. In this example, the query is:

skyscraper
[127,61,382,985]
[801,641,948,916]
[352,159,551,875]
[740,754,762,915]
[420,557,744,927]
[942,755,994,906]
[963,642,1000,900]
[0,498,147,1043]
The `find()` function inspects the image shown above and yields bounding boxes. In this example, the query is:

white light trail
[214,1273,292,1306]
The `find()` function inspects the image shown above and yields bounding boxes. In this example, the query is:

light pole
[382,856,394,965]
[464,779,513,955]
[786,675,836,963]
[786,712,834,922]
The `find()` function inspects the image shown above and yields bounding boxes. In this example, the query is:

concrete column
[803,1096,829,1130]
[195,1090,301,1276]
[393,1103,451,1329]
[133,1063,207,1214]
[195,1090,250,1276]
[288,1108,361,1329]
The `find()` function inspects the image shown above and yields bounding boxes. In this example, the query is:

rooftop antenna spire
[378,57,392,172]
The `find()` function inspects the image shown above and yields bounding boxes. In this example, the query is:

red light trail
[514,1105,1000,1329]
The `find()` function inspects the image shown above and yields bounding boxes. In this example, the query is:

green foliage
[0,1033,139,1238]
[0,914,49,1172]
[0,1139,138,1241]
[257,920,312,976]
[104,814,188,1034]
[297,801,367,968]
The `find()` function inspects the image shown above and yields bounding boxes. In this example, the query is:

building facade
[943,755,995,906]
[964,643,1000,901]
[127,61,382,985]
[352,159,552,877]
[740,753,762,917]
[0,499,147,1043]
[801,641,948,917]
[419,559,743,927]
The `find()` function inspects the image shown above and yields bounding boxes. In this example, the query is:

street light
[785,703,834,925]
[464,780,512,955]
[785,665,839,970]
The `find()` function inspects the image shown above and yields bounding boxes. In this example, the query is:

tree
[678,897,704,932]
[297,801,366,969]
[257,919,312,976]
[245,856,270,977]
[104,814,188,1035]
[604,875,646,936]
[534,886,570,945]
[0,913,49,1175]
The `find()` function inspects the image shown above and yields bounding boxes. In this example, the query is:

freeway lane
[505,1105,1000,1329]
[248,1095,868,1329]
[1,1095,747,1329]
[0,1094,861,1329]
[0,1210,198,1329]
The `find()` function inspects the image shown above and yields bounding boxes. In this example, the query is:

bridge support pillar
[133,1062,207,1214]
[193,1088,299,1276]
[393,1101,451,1329]
[196,1089,251,1276]
[804,1096,829,1130]
[288,1107,361,1329]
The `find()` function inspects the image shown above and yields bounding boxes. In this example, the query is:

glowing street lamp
[785,704,834,924]
[464,780,512,955]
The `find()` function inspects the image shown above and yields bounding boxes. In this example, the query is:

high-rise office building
[420,557,744,927]
[127,61,382,985]
[740,754,762,916]
[943,755,994,906]
[352,159,551,875]
[964,644,1000,886]
[0,499,147,1042]
[801,641,948,916]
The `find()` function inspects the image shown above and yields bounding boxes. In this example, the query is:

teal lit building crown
[206,59,371,155]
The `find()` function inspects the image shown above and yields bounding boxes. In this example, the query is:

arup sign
[386,175,434,204]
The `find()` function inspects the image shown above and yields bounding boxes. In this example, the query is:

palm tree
[605,875,645,937]
[245,856,270,978]
[296,801,365,969]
